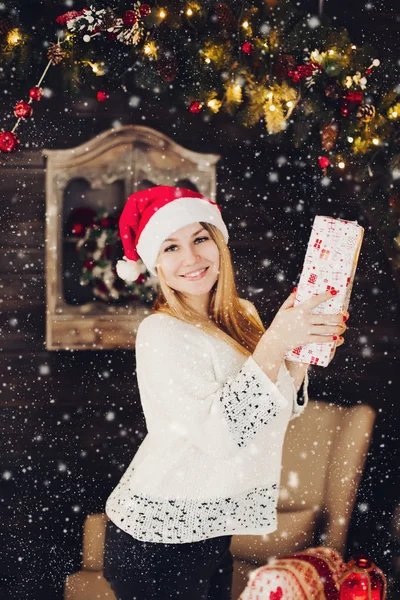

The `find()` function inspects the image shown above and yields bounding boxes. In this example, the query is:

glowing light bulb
[205,57,211,64]
[347,136,354,143]
[159,9,166,19]
[286,101,293,107]
[269,105,276,111]
[242,21,249,29]
[372,138,379,145]
[338,161,346,169]
[7,28,22,46]
[186,8,193,16]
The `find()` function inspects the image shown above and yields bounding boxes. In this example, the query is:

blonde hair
[151,222,266,356]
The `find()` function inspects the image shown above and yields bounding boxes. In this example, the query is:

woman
[104,186,348,600]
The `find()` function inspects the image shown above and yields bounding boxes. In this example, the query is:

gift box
[284,215,364,367]
[239,546,347,600]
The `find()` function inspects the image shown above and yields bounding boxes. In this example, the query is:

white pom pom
[116,257,141,282]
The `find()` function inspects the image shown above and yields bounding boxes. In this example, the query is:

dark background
[0,1,399,599]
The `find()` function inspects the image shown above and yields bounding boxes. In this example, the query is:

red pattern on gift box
[285,216,364,367]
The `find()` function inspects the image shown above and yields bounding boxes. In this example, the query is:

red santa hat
[116,185,229,282]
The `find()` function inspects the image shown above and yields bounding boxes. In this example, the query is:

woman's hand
[265,289,349,354]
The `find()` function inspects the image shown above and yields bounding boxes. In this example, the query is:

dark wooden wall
[1,2,400,595]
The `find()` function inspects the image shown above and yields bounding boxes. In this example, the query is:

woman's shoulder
[136,312,205,346]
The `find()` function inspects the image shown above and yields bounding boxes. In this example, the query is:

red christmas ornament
[84,259,95,270]
[241,41,253,55]
[29,86,43,101]
[100,217,111,228]
[122,10,138,27]
[339,556,387,600]
[97,90,109,102]
[366,68,372,75]
[14,100,33,119]
[0,131,20,153]
[72,223,85,237]
[136,273,146,284]
[318,156,330,169]
[341,101,350,117]
[139,4,151,17]
[189,101,202,114]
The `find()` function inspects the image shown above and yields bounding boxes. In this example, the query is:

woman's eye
[164,237,209,252]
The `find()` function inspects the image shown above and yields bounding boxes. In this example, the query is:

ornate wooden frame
[43,125,221,350]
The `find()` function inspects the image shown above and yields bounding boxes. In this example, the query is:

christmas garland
[0,1,399,279]
[69,207,159,304]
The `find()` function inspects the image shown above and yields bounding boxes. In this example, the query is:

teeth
[184,268,207,278]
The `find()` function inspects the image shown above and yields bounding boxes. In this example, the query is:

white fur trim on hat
[116,257,142,283]
[136,197,229,277]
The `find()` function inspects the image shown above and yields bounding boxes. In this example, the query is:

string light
[372,138,380,145]
[338,161,346,169]
[347,136,354,143]
[242,21,249,29]
[269,105,276,111]
[7,28,22,46]
[159,9,166,19]
[186,8,193,16]
[286,101,293,107]
[143,42,158,57]
[207,98,222,113]
[205,57,211,64]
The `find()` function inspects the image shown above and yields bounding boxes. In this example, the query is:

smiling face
[155,222,220,313]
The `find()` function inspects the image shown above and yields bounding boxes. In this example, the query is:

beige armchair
[64,400,375,600]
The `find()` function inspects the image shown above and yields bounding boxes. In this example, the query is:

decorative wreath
[68,206,159,304]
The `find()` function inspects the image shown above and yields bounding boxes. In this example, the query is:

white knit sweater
[105,312,309,544]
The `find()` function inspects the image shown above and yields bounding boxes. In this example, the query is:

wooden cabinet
[43,125,220,350]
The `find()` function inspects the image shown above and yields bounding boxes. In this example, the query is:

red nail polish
[330,289,337,295]
[333,335,338,340]
[291,287,297,294]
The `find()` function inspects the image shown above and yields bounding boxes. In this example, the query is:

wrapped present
[284,216,364,367]
[239,546,347,600]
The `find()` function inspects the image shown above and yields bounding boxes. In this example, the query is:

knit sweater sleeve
[135,315,290,460]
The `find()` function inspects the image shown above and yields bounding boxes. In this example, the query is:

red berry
[97,90,109,102]
[241,41,253,55]
[318,156,330,169]
[139,4,151,17]
[189,101,202,114]
[29,86,43,101]
[72,223,85,236]
[122,10,137,27]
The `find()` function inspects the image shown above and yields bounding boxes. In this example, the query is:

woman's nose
[182,246,201,264]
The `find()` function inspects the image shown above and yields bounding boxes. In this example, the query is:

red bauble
[29,86,43,101]
[139,4,151,17]
[366,68,372,75]
[97,90,109,102]
[318,156,330,169]
[122,10,138,27]
[72,223,85,237]
[100,217,111,228]
[241,41,253,55]
[14,100,33,119]
[0,131,20,153]
[136,274,146,284]
[189,101,202,114]
[341,102,350,117]
[84,259,95,270]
